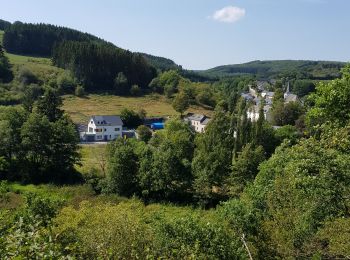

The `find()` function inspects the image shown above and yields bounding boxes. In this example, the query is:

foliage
[138,119,194,200]
[230,144,265,196]
[105,139,138,196]
[130,84,141,96]
[154,214,246,259]
[274,125,300,144]
[0,19,11,31]
[36,88,63,122]
[292,80,316,97]
[3,21,103,56]
[136,125,152,143]
[272,101,305,126]
[172,91,190,115]
[201,60,344,80]
[17,67,37,85]
[120,108,143,129]
[53,201,154,259]
[307,64,350,127]
[52,40,156,92]
[192,108,234,203]
[56,71,77,94]
[140,52,182,72]
[74,85,85,97]
[0,44,13,83]
[238,127,350,258]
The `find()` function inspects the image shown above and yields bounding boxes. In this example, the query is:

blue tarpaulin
[151,122,164,130]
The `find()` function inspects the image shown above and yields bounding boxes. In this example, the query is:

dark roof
[77,124,88,132]
[185,113,211,124]
[91,115,123,126]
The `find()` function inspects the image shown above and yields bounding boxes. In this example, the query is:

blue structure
[151,122,164,130]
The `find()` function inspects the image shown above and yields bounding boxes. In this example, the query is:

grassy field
[6,52,64,81]
[77,144,107,175]
[63,94,213,124]
[0,30,64,81]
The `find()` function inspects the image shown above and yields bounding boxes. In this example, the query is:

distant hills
[196,60,345,80]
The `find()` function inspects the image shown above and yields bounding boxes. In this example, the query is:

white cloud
[211,6,246,23]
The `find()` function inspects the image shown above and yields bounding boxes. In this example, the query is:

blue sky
[1,0,349,69]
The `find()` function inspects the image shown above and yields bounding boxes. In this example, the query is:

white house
[184,114,211,133]
[247,105,273,123]
[81,115,123,142]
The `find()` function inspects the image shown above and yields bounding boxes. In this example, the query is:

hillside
[198,60,345,80]
[139,53,182,72]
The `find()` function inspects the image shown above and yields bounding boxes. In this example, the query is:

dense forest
[0,19,11,31]
[3,22,104,56]
[52,41,157,92]
[139,52,182,72]
[199,60,345,80]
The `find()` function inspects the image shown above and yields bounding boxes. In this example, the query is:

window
[115,128,120,131]
[88,127,93,133]
[96,135,102,140]
[104,128,107,132]
[96,128,102,133]
[90,121,93,124]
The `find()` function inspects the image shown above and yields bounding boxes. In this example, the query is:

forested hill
[1,20,157,92]
[139,53,182,72]
[197,60,345,80]
[0,19,11,31]
[3,21,106,56]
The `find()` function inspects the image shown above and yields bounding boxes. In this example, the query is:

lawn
[6,52,64,81]
[77,144,108,176]
[63,94,213,124]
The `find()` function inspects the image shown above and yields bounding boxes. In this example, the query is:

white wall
[88,119,122,141]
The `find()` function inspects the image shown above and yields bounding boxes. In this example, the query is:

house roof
[186,113,205,122]
[91,115,123,126]
[201,118,211,125]
[185,113,210,125]
[284,94,298,103]
[241,93,254,101]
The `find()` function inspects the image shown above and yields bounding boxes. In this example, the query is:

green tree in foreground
[136,125,152,143]
[0,44,13,83]
[172,92,189,116]
[307,64,350,127]
[105,139,138,196]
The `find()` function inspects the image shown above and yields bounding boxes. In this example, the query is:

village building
[80,115,123,142]
[184,113,211,133]
[247,104,273,123]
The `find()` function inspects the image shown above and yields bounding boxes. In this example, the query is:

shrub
[130,84,141,96]
[75,85,85,97]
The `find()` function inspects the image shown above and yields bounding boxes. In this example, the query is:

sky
[1,0,350,70]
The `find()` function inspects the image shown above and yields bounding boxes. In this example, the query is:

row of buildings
[79,113,211,142]
[242,83,298,123]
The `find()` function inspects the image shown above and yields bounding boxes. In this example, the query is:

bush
[75,85,85,97]
[130,84,141,96]
[53,201,154,259]
[136,125,152,143]
[57,72,77,94]
[17,67,37,85]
